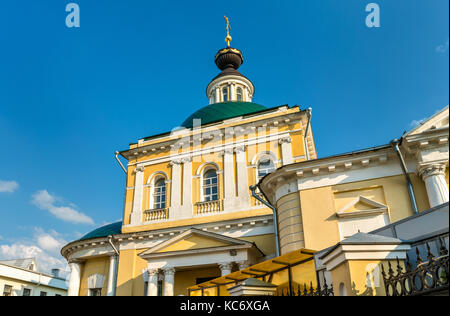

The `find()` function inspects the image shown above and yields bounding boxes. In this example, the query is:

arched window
[203,169,218,201]
[222,87,228,102]
[236,87,243,101]
[153,178,166,209]
[257,157,276,180]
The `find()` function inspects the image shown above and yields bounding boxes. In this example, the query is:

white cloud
[31,190,94,225]
[436,39,449,53]
[0,180,19,193]
[410,118,425,129]
[0,228,70,278]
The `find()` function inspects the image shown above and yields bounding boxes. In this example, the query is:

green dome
[79,221,122,241]
[181,102,266,128]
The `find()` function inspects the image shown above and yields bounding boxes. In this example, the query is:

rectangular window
[203,173,218,201]
[3,285,13,296]
[40,291,47,296]
[153,181,166,209]
[23,288,31,296]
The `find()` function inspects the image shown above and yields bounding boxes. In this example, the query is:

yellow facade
[60,32,448,297]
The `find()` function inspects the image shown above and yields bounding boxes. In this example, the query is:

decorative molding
[418,163,446,180]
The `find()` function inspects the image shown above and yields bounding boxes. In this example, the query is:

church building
[61,21,449,297]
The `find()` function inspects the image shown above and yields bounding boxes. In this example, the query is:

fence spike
[381,263,387,279]
[416,247,423,265]
[388,260,395,277]
[396,257,403,274]
[405,254,412,272]
[438,236,448,256]
[426,242,434,263]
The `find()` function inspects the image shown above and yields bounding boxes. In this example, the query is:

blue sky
[0,0,448,275]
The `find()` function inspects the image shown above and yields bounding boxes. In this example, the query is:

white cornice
[124,109,305,160]
[130,130,298,168]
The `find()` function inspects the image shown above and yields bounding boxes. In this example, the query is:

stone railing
[196,200,222,215]
[144,208,168,221]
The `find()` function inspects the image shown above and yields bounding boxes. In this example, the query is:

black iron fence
[382,238,449,296]
[275,280,334,296]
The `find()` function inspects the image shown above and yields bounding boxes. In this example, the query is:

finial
[224,16,232,47]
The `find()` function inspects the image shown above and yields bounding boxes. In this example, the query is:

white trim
[195,161,221,176]
[130,130,298,168]
[321,243,411,271]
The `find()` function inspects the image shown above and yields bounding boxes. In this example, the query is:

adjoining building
[0,258,68,296]
[61,21,449,296]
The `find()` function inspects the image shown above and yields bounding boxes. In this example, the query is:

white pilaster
[106,255,118,296]
[147,269,159,296]
[130,166,145,225]
[218,262,233,276]
[169,160,182,218]
[181,157,193,218]
[279,137,293,165]
[163,268,176,296]
[223,149,236,210]
[235,146,250,207]
[244,87,249,102]
[419,164,449,207]
[215,87,220,103]
[230,82,236,101]
[67,261,82,296]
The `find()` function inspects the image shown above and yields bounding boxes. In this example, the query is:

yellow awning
[187,248,316,291]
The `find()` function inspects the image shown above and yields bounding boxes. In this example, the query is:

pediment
[139,228,254,258]
[336,196,388,218]
[407,106,449,135]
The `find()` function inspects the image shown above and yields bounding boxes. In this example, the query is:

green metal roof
[79,221,122,241]
[181,101,267,128]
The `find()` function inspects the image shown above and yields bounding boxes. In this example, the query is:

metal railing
[195,200,222,215]
[382,238,449,296]
[143,208,168,221]
[275,281,334,296]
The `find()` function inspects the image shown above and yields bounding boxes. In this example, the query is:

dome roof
[181,101,267,128]
[79,221,122,241]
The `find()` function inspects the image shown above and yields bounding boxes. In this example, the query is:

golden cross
[224,16,232,47]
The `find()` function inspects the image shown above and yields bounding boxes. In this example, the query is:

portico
[138,228,264,296]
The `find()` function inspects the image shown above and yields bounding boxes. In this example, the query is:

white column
[181,157,193,218]
[67,261,82,296]
[235,146,250,208]
[169,160,182,218]
[244,87,249,102]
[419,164,449,208]
[230,82,236,101]
[279,137,293,165]
[223,148,236,210]
[130,166,145,225]
[106,255,118,296]
[163,268,176,296]
[215,87,220,103]
[218,262,233,276]
[147,269,159,296]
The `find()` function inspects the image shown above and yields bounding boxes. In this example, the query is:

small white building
[0,258,68,296]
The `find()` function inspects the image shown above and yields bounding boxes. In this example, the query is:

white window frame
[236,86,243,101]
[222,86,229,102]
[152,177,167,210]
[257,155,276,181]
[202,168,219,202]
